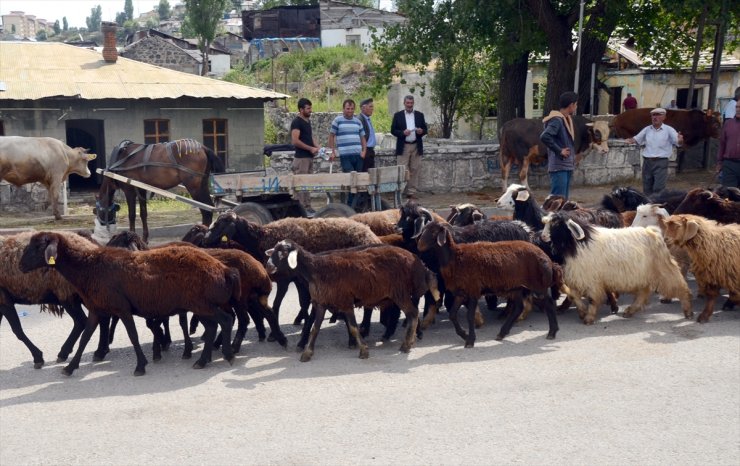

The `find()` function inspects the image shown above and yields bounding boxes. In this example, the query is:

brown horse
[95,139,225,242]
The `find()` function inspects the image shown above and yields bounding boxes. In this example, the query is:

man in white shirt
[626,107,684,195]
[391,95,427,199]
[723,87,740,122]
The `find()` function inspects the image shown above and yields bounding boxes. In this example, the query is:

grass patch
[115,197,193,217]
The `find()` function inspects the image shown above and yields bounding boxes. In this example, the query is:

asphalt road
[1,279,738,465]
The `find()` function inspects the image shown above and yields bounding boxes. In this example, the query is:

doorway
[676,88,702,109]
[65,119,105,190]
[610,86,623,114]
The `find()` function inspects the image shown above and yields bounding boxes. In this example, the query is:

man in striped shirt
[329,99,366,207]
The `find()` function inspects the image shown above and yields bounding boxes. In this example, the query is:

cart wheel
[313,203,357,218]
[233,202,274,225]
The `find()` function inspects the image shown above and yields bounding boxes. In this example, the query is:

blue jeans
[340,154,364,207]
[549,170,572,199]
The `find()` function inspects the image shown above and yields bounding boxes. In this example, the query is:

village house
[122,28,232,77]
[597,40,740,115]
[0,33,286,199]
[242,0,405,64]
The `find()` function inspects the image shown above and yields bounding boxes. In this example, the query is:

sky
[0,1,396,30]
[0,1,161,29]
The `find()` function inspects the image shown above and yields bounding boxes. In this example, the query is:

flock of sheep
[1,183,739,377]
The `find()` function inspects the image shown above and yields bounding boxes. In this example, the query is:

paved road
[1,280,738,465]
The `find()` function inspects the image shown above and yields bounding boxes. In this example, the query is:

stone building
[123,29,232,77]
[121,34,201,75]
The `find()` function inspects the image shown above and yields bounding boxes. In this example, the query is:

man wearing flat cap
[359,98,376,172]
[626,108,684,195]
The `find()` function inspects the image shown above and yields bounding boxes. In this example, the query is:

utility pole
[573,0,585,94]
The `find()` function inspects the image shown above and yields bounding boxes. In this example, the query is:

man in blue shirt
[626,107,684,195]
[328,99,366,207]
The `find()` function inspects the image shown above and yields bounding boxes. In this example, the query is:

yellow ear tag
[47,256,56,265]
[221,235,228,243]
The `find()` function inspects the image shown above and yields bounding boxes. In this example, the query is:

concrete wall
[321,27,380,48]
[209,54,231,77]
[264,138,645,194]
[0,97,266,172]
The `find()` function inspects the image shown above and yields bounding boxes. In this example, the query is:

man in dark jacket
[540,91,578,199]
[391,95,428,198]
[359,98,376,172]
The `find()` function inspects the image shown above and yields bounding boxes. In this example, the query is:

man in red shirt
[622,92,638,111]
[717,100,740,188]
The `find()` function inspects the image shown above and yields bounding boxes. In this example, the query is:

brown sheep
[1,230,111,369]
[203,211,381,335]
[265,240,440,362]
[673,188,740,224]
[415,221,559,346]
[19,232,241,376]
[105,230,288,358]
[351,209,401,236]
[663,215,740,323]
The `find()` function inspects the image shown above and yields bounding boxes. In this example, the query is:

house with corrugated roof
[0,37,287,192]
[598,40,740,115]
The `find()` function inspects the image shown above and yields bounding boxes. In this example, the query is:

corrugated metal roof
[0,41,288,101]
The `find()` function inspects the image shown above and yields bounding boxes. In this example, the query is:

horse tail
[203,145,226,174]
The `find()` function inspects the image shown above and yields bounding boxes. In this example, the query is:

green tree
[115,11,128,26]
[158,0,172,20]
[456,48,500,140]
[125,0,134,20]
[62,17,68,31]
[146,16,160,28]
[36,29,48,41]
[373,0,493,138]
[53,20,61,35]
[86,5,103,32]
[183,0,230,75]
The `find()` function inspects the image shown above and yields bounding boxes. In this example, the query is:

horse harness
[106,139,208,178]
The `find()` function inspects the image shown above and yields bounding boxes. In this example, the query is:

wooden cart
[209,165,407,224]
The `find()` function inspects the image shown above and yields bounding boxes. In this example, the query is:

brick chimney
[101,21,118,63]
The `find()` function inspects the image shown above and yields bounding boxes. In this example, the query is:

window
[346,35,361,47]
[203,119,228,165]
[144,119,170,144]
[0,120,4,136]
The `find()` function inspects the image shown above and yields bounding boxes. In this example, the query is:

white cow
[0,136,96,219]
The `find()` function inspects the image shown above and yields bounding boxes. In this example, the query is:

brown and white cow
[611,108,721,147]
[0,136,96,219]
[498,115,609,191]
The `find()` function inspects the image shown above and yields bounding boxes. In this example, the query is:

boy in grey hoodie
[540,91,579,199]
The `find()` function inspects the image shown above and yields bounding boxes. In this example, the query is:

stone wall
[121,35,200,75]
[265,138,646,193]
[0,181,62,216]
